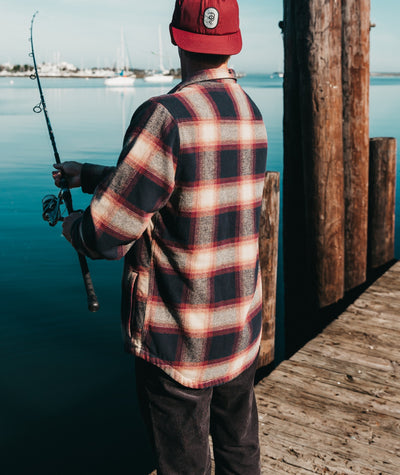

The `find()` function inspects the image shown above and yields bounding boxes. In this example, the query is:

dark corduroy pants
[135,357,260,475]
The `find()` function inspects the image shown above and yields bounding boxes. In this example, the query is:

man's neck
[179,49,230,81]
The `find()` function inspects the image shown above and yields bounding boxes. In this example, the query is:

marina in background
[2,61,400,81]
[0,61,181,80]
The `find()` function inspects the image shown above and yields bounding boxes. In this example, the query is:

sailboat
[105,28,135,87]
[105,70,135,87]
[144,26,174,84]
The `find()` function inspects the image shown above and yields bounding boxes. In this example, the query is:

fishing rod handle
[61,181,100,312]
[78,253,100,312]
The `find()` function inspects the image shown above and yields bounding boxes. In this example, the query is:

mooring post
[283,0,345,304]
[283,0,346,355]
[342,0,371,291]
[282,0,310,355]
[258,172,280,368]
[368,137,397,269]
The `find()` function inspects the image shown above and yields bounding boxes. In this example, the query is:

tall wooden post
[283,0,345,306]
[299,0,345,307]
[342,0,371,291]
[282,0,310,353]
[283,0,345,354]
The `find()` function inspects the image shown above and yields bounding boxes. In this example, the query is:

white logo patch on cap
[203,7,219,29]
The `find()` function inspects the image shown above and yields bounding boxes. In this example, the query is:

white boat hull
[143,74,174,84]
[104,76,135,87]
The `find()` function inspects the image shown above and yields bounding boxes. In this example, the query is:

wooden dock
[256,261,400,474]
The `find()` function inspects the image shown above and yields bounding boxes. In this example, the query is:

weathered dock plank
[259,417,393,474]
[258,383,400,456]
[256,261,400,474]
[292,349,400,390]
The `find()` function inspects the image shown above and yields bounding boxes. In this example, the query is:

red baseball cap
[170,0,242,55]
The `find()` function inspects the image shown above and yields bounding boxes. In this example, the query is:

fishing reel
[42,192,64,226]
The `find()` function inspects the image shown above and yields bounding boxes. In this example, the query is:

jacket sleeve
[71,100,179,260]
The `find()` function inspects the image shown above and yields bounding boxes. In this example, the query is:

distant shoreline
[0,71,181,80]
[370,72,400,77]
[0,65,181,80]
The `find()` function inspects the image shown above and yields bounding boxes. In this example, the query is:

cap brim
[171,26,242,55]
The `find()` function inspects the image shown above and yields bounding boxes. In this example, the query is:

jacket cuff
[70,212,102,260]
[81,163,114,194]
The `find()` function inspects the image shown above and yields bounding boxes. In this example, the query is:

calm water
[1,75,399,474]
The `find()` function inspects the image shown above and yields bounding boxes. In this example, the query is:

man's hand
[52,161,83,189]
[62,211,83,243]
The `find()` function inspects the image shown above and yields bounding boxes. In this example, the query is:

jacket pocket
[121,266,138,341]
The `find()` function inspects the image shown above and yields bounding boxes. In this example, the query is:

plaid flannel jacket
[73,69,268,388]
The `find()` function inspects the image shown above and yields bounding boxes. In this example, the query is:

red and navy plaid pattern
[73,69,268,388]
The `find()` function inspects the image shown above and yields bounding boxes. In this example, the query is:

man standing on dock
[53,0,268,473]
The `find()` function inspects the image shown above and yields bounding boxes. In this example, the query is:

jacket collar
[169,68,237,94]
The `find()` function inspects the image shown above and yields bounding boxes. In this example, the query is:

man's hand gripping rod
[29,11,99,312]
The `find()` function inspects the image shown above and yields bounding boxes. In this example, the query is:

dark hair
[183,51,231,67]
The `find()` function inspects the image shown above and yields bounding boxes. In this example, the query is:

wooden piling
[282,0,311,356]
[258,172,280,368]
[368,137,397,269]
[283,0,345,312]
[300,0,345,307]
[342,0,371,291]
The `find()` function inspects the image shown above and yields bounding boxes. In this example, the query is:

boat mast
[158,25,165,72]
[120,27,125,74]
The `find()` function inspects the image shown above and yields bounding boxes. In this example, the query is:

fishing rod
[29,11,99,312]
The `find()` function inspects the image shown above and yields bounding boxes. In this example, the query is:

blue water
[1,74,399,474]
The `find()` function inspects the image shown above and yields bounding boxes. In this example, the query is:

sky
[1,0,400,74]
